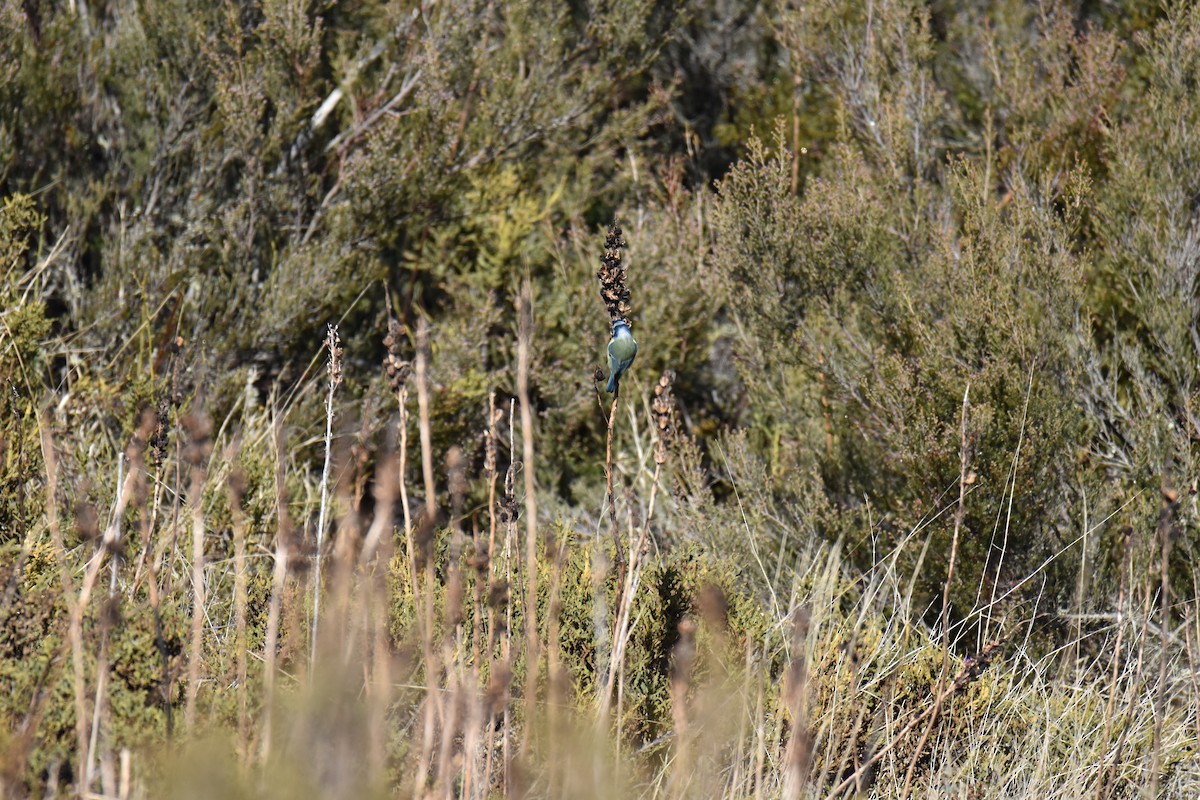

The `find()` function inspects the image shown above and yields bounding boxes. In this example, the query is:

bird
[605,319,638,394]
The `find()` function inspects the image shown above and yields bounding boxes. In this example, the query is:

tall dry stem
[500,400,519,793]
[434,446,467,793]
[602,373,674,718]
[667,616,697,799]
[604,396,623,575]
[517,280,541,753]
[781,609,812,800]
[481,392,503,792]
[414,317,442,794]
[37,415,89,791]
[311,324,344,670]
[183,412,212,732]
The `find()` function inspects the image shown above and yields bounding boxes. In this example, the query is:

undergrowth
[5,0,1200,797]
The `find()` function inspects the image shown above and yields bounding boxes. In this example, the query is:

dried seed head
[596,223,632,324]
[484,428,497,477]
[497,493,519,526]
[653,371,676,465]
[383,318,412,393]
[149,396,170,468]
[484,394,500,478]
[169,340,189,408]
[326,324,344,388]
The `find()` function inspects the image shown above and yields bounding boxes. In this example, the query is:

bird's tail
[606,372,619,394]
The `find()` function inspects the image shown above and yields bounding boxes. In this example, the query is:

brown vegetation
[3,0,1200,797]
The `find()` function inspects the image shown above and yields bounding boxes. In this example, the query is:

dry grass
[3,228,1199,799]
[9,347,1198,800]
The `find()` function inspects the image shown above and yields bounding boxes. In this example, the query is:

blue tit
[606,320,638,394]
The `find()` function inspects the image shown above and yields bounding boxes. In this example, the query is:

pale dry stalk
[89,424,152,793]
[87,455,121,790]
[397,387,422,630]
[517,281,541,753]
[501,401,519,793]
[781,609,812,800]
[481,393,502,792]
[1186,570,1200,750]
[667,617,697,799]
[415,318,443,795]
[435,447,467,795]
[1100,582,1155,800]
[604,396,623,576]
[183,485,205,731]
[351,445,398,782]
[1095,525,1135,800]
[603,373,672,719]
[38,417,89,790]
[311,323,344,670]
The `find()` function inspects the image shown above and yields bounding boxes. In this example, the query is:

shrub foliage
[2,0,1200,796]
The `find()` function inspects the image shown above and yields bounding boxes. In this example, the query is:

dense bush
[3,0,1200,796]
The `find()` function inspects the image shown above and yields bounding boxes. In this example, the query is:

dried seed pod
[326,324,344,388]
[652,371,676,465]
[149,396,170,467]
[497,493,519,526]
[596,223,632,324]
[383,318,412,393]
